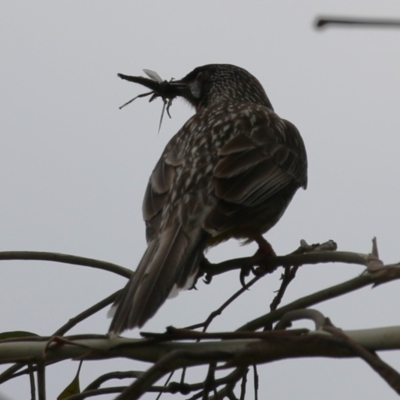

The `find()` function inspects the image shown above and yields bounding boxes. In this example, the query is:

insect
[118,69,184,131]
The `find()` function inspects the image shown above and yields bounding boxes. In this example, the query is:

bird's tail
[108,223,205,334]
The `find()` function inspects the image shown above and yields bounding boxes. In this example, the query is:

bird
[109,64,308,334]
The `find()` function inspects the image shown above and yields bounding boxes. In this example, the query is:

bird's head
[117,64,273,123]
[174,64,274,111]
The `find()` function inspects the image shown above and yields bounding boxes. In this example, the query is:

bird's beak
[118,73,188,102]
[165,79,188,98]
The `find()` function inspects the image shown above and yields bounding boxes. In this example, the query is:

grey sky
[1,1,400,399]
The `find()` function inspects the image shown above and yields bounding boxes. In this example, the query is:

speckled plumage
[109,64,307,333]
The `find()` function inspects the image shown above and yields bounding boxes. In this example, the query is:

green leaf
[57,362,82,400]
[0,331,38,340]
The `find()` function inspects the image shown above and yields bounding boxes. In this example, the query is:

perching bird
[109,64,307,334]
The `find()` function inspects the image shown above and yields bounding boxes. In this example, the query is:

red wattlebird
[109,64,307,334]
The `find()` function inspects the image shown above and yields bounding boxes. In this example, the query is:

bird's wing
[142,147,180,243]
[109,137,206,332]
[204,109,307,235]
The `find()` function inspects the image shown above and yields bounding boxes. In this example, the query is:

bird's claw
[240,262,257,287]
[203,273,212,285]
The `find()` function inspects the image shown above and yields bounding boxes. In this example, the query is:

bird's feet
[197,255,213,285]
[240,235,276,286]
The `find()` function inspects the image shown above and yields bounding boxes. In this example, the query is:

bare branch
[185,275,262,331]
[315,16,400,29]
[114,350,233,400]
[202,363,217,400]
[83,370,142,391]
[53,290,120,336]
[239,367,248,400]
[140,327,306,342]
[189,241,340,331]
[202,250,367,279]
[3,240,400,399]
[0,251,132,278]
[28,363,36,400]
[324,321,400,395]
[0,363,25,384]
[270,265,299,311]
[2,327,400,365]
[0,291,121,386]
[61,387,126,400]
[209,368,248,400]
[37,362,45,400]
[253,365,259,400]
[238,274,372,332]
[274,309,326,331]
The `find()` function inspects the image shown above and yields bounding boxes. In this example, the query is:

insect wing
[143,69,163,83]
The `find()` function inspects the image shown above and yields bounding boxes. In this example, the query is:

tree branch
[324,322,400,395]
[53,290,120,336]
[315,16,400,29]
[0,251,132,278]
[201,250,367,279]
[1,328,400,365]
[238,273,371,332]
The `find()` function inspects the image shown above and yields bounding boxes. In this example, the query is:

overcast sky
[2,1,400,399]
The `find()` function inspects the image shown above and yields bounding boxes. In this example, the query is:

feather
[109,224,205,332]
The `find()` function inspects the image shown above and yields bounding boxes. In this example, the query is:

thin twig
[203,363,217,400]
[114,350,233,400]
[239,367,248,400]
[184,275,262,331]
[324,321,400,395]
[0,363,25,384]
[185,369,247,400]
[60,387,126,400]
[37,362,46,400]
[253,365,258,400]
[189,241,339,331]
[274,309,326,331]
[185,391,204,400]
[267,240,334,312]
[316,16,400,29]
[270,265,299,311]
[141,327,306,341]
[28,363,36,400]
[53,290,120,336]
[237,274,373,332]
[0,291,121,386]
[155,370,175,400]
[0,251,132,278]
[209,367,248,400]
[82,371,143,392]
[115,350,191,400]
[201,250,366,279]
[226,391,239,400]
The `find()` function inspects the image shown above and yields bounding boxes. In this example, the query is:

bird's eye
[188,72,204,99]
[196,72,204,82]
